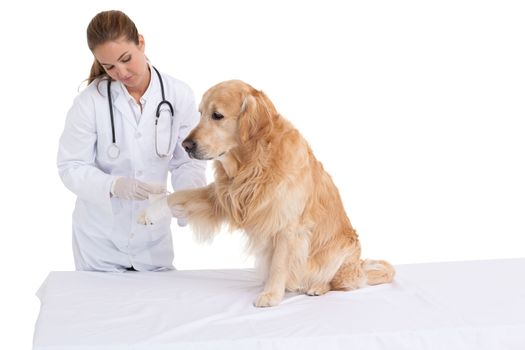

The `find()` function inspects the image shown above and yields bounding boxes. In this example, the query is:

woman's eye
[211,112,224,120]
[122,56,131,63]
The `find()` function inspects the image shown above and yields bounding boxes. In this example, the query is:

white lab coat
[57,67,206,272]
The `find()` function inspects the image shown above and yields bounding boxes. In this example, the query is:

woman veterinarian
[57,10,206,272]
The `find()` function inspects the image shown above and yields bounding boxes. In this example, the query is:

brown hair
[86,10,139,84]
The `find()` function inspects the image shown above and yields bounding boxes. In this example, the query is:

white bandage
[142,195,171,225]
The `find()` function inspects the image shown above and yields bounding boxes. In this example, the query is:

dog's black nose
[182,139,197,153]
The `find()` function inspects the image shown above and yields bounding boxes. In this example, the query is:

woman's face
[93,35,149,91]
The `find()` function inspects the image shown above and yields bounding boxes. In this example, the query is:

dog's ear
[239,90,275,143]
[239,95,257,143]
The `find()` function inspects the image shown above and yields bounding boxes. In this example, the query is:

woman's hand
[111,177,165,200]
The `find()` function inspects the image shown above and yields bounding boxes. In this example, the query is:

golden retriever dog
[140,80,395,307]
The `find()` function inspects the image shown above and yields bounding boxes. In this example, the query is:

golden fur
[167,80,394,307]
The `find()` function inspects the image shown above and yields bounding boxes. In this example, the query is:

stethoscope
[106,66,174,159]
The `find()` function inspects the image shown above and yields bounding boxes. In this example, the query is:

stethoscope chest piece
[107,144,120,159]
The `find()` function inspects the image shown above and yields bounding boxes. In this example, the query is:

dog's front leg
[138,184,223,241]
[168,184,224,242]
[254,234,290,307]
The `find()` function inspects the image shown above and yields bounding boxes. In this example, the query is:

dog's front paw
[254,291,283,308]
[137,196,171,225]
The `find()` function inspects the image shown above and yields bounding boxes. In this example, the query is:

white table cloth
[34,258,525,349]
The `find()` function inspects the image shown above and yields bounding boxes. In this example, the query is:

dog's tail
[362,259,395,285]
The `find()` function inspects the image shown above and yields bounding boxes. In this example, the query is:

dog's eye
[211,112,224,120]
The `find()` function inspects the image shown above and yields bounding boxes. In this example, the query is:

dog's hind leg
[329,241,368,291]
[305,251,348,296]
[330,258,367,291]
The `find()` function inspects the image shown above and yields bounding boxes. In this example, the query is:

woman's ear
[138,34,145,52]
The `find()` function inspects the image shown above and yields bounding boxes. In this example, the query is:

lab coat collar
[111,64,161,129]
[118,64,155,106]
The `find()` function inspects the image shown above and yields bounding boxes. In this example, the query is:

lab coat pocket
[147,217,171,242]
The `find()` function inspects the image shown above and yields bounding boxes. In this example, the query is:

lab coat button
[135,132,142,139]
[136,170,143,176]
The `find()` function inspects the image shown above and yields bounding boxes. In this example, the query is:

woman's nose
[115,65,127,79]
[116,71,124,80]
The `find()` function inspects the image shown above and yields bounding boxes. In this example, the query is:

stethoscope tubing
[106,66,174,159]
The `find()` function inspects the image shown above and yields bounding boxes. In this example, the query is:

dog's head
[182,80,275,160]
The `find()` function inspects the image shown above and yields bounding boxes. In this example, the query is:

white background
[0,0,524,348]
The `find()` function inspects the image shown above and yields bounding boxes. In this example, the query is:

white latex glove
[111,177,165,200]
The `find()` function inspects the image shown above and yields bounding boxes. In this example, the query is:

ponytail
[88,59,107,85]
